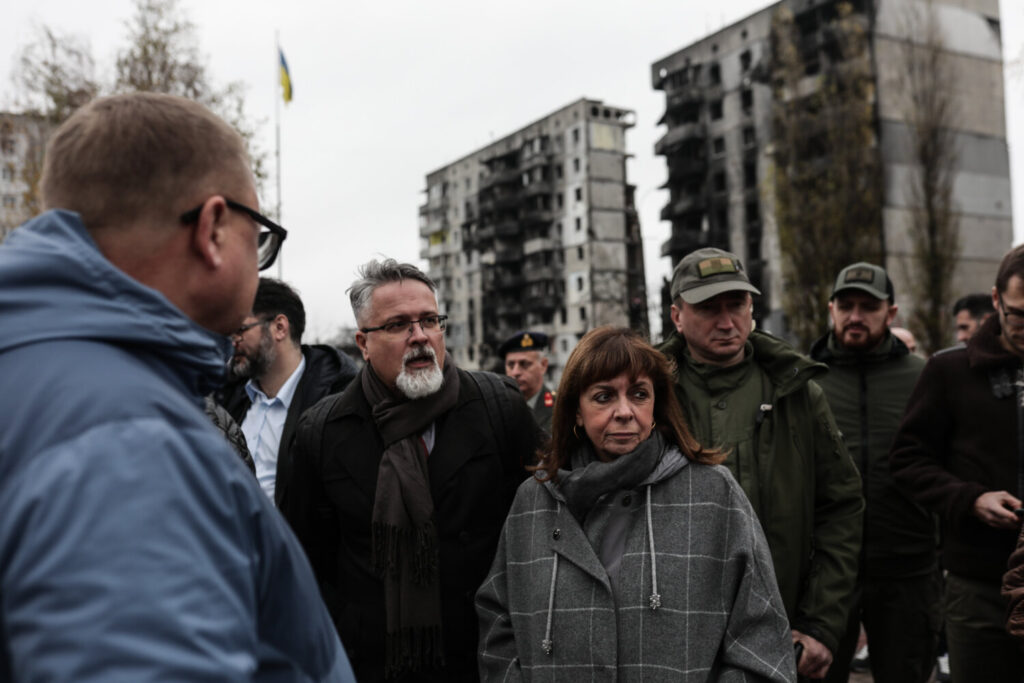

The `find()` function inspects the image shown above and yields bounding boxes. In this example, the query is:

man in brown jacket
[891,245,1024,683]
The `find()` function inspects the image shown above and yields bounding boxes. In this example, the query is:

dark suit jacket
[531,383,555,434]
[283,368,538,683]
[220,344,358,507]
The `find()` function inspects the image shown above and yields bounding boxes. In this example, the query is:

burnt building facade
[652,0,1011,337]
[420,98,648,379]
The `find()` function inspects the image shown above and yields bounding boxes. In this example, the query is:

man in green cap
[659,247,863,680]
[809,263,937,683]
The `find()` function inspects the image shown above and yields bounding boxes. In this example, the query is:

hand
[973,491,1023,529]
[791,630,832,679]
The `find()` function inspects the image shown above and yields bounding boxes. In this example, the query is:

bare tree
[5,0,267,230]
[769,2,884,348]
[899,0,959,354]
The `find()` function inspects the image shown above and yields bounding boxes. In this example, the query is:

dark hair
[253,278,305,345]
[347,258,436,325]
[996,245,1024,295]
[952,293,995,320]
[41,92,249,230]
[533,326,722,482]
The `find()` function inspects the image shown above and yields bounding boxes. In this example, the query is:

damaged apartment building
[651,0,1011,336]
[419,98,648,378]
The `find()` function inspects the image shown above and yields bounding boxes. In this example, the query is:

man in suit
[283,259,539,682]
[220,277,357,506]
[499,330,555,433]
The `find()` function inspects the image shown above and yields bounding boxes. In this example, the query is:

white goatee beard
[395,345,444,399]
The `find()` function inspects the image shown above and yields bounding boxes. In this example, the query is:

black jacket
[219,344,358,507]
[810,331,934,578]
[282,368,538,683]
[891,315,1022,582]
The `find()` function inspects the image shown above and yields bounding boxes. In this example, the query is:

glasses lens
[257,230,282,271]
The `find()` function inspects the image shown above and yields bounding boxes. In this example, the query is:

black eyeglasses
[999,297,1024,331]
[231,317,270,339]
[180,198,287,271]
[360,315,448,338]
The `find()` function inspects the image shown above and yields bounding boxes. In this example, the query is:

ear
[355,330,370,361]
[539,356,549,372]
[272,314,289,342]
[886,304,899,326]
[575,410,583,426]
[191,196,230,270]
[993,286,1000,311]
[670,303,684,333]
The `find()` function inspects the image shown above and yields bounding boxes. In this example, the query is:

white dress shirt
[241,356,306,500]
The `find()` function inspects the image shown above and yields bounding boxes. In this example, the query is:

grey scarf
[361,357,460,678]
[556,431,666,523]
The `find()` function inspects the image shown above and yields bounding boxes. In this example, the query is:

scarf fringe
[372,521,439,584]
[384,624,446,679]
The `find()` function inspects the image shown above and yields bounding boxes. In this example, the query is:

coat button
[552,528,561,540]
[622,495,632,507]
[716,400,727,409]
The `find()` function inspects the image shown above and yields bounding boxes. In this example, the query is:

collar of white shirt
[245,354,306,409]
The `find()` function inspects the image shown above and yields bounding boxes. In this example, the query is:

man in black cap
[658,247,863,680]
[809,262,936,683]
[499,331,554,433]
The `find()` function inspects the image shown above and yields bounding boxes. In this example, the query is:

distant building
[651,0,1011,338]
[0,113,49,243]
[419,98,648,380]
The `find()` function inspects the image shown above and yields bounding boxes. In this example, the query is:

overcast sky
[3,0,1022,340]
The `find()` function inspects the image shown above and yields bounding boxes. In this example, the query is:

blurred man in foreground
[0,93,353,681]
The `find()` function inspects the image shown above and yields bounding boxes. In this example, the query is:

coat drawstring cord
[542,501,560,656]
[542,554,559,655]
[646,485,661,610]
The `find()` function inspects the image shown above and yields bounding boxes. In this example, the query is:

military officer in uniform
[499,330,554,433]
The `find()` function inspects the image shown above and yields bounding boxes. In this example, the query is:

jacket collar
[663,329,825,398]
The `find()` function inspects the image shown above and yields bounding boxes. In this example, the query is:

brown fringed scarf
[361,357,460,678]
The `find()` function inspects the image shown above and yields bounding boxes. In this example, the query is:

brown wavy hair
[532,326,722,482]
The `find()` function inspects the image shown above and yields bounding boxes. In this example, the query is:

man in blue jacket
[0,93,354,681]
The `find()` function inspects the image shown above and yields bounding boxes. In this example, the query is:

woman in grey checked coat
[476,327,796,682]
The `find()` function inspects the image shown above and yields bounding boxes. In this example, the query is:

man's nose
[713,308,736,328]
[408,321,430,343]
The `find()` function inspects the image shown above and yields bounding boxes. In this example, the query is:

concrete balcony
[655,123,707,155]
[523,237,558,256]
[660,195,706,221]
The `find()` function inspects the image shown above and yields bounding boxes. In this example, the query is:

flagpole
[275,31,283,279]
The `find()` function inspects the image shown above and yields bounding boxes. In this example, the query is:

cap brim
[831,284,887,301]
[679,281,761,304]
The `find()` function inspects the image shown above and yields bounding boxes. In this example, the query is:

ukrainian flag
[279,48,293,103]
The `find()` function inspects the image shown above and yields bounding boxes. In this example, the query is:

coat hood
[967,314,1022,371]
[809,329,910,365]
[0,210,232,396]
[661,328,825,398]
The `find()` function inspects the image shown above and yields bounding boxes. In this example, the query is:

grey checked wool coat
[476,453,796,682]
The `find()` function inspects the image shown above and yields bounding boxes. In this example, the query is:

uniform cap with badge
[670,247,761,305]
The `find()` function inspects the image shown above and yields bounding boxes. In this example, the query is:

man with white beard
[283,258,539,683]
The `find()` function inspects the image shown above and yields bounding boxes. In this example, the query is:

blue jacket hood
[0,210,231,395]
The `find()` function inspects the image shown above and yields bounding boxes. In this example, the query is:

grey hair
[347,258,436,325]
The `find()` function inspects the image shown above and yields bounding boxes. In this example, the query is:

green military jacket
[659,329,864,655]
[809,331,935,579]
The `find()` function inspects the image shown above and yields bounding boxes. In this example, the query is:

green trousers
[945,572,1024,683]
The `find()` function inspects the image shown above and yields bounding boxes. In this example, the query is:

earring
[650,421,657,436]
[573,424,583,440]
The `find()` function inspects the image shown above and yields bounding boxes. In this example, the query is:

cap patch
[843,267,877,284]
[520,333,534,348]
[697,257,739,278]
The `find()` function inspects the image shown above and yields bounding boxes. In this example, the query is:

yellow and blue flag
[279,48,293,104]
